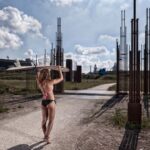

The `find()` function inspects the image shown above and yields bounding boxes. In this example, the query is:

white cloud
[0,6,42,35]
[139,32,145,44]
[36,55,50,66]
[98,35,118,42]
[50,0,83,6]
[101,59,115,70]
[0,6,50,51]
[0,27,23,49]
[99,0,122,5]
[111,48,116,56]
[64,51,115,73]
[120,3,130,10]
[24,49,35,59]
[74,44,109,55]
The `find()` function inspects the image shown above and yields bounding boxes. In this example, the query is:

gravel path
[0,83,149,150]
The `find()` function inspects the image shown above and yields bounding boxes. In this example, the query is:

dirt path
[0,83,149,150]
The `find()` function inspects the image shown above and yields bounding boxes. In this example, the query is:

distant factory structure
[88,64,106,76]
[116,10,129,94]
[0,58,33,70]
[49,17,82,85]
[50,17,64,66]
[49,17,64,93]
[65,59,82,83]
[94,64,97,74]
[66,59,72,81]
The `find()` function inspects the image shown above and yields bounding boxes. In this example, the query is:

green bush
[126,122,141,130]
[142,117,150,129]
[111,108,127,128]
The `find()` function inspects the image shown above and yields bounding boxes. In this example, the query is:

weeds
[111,108,127,128]
[142,117,150,129]
[0,104,9,113]
[110,109,150,129]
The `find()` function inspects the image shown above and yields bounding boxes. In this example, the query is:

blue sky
[0,0,149,72]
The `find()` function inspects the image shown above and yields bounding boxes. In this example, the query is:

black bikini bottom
[41,99,56,107]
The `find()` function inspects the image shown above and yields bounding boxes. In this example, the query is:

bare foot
[46,138,51,144]
[44,136,51,144]
[43,135,47,140]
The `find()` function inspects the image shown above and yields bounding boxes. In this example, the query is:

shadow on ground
[7,141,47,150]
[119,127,140,150]
[81,94,127,124]
[63,92,114,96]
[3,94,42,105]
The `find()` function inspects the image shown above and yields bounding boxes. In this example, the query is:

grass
[142,117,150,129]
[64,76,116,90]
[0,79,39,95]
[0,104,9,113]
[0,71,35,80]
[111,108,127,128]
[110,108,150,129]
[0,73,116,93]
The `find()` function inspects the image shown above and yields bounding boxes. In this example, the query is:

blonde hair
[38,69,51,84]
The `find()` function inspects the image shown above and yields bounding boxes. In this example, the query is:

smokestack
[134,0,136,19]
[56,17,63,66]
[54,17,64,93]
[44,49,47,66]
[51,42,55,65]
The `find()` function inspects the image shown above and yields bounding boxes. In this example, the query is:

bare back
[36,66,63,100]
[41,80,55,100]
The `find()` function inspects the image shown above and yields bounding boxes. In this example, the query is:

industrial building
[0,58,33,70]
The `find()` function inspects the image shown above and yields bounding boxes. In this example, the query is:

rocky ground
[0,83,149,150]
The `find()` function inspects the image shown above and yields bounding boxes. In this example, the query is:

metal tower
[54,17,64,93]
[120,10,128,66]
[50,43,56,65]
[56,17,64,66]
[119,10,128,93]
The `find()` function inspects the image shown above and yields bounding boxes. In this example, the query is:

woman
[36,66,63,144]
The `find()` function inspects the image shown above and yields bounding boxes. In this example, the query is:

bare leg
[41,105,48,138]
[45,101,56,144]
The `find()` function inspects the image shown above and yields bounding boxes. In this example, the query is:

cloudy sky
[0,0,149,72]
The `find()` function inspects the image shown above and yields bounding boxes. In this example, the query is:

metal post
[128,0,141,126]
[116,39,120,95]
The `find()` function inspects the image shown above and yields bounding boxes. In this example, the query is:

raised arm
[53,66,64,85]
[36,70,45,95]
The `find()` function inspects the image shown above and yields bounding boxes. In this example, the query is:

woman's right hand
[57,65,61,70]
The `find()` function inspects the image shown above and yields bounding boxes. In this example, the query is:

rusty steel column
[128,0,141,125]
[147,8,150,96]
[144,9,148,95]
[116,39,120,95]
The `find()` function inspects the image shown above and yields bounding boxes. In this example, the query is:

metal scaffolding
[144,8,150,118]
